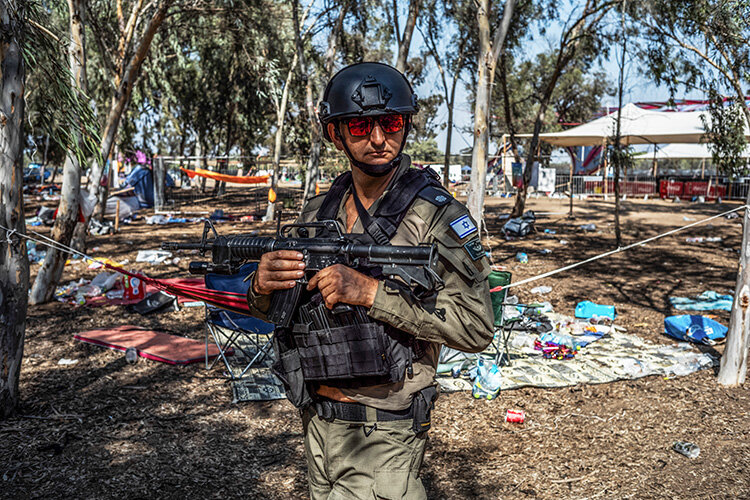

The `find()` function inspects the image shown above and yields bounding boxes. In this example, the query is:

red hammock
[104,263,252,315]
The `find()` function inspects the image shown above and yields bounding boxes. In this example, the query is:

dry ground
[1,189,749,499]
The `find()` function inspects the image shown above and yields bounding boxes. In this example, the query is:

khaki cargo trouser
[302,407,428,500]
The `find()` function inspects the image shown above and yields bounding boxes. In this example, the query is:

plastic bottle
[472,359,502,400]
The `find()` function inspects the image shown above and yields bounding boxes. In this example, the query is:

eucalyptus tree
[386,0,422,72]
[300,0,350,205]
[465,0,515,227]
[640,0,750,385]
[0,1,28,419]
[419,0,472,187]
[1,0,98,418]
[85,0,175,221]
[30,0,94,304]
[509,0,617,218]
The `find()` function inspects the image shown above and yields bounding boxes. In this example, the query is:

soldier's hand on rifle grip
[307,264,379,309]
[253,250,306,295]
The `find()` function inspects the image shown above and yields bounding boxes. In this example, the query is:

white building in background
[425,164,464,184]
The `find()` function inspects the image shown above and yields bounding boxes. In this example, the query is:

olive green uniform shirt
[248,156,493,410]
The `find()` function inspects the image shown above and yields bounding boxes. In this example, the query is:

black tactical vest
[271,167,452,408]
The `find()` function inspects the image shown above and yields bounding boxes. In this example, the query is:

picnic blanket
[437,329,716,393]
[670,291,734,311]
[74,325,223,365]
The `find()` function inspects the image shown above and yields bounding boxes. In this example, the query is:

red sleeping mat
[74,325,230,365]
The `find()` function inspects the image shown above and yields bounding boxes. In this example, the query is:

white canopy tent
[650,143,750,160]
[524,103,750,147]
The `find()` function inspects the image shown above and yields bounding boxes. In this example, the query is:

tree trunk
[499,52,520,163]
[612,0,626,248]
[718,191,750,386]
[467,0,514,225]
[30,0,86,305]
[442,92,455,189]
[0,5,30,418]
[87,3,169,223]
[395,0,420,72]
[300,4,347,206]
[466,0,491,226]
[264,52,299,222]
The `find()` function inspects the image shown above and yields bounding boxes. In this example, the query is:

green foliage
[701,88,749,176]
[23,0,101,167]
[491,50,612,148]
[404,137,442,162]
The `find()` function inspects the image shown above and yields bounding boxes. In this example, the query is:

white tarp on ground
[522,103,750,147]
[651,143,750,159]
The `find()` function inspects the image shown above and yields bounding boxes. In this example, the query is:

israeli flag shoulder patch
[449,214,477,239]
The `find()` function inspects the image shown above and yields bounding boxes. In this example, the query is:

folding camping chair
[489,269,514,365]
[204,262,275,380]
[490,269,548,366]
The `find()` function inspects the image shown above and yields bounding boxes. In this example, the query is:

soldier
[247,62,493,499]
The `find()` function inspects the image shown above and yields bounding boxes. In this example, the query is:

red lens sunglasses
[345,114,405,137]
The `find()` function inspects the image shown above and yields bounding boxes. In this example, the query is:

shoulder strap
[367,168,448,241]
[316,171,352,222]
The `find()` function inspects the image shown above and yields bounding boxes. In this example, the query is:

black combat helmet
[318,62,419,142]
[318,62,419,176]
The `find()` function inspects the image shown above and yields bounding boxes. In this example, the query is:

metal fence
[564,175,658,197]
[558,175,750,200]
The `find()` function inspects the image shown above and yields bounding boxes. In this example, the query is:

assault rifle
[162,219,444,328]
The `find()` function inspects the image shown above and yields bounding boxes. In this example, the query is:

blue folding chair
[204,262,275,380]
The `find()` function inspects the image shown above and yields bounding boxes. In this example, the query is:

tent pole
[701,158,705,180]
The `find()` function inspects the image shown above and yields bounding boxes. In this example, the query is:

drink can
[125,347,139,364]
[505,409,525,423]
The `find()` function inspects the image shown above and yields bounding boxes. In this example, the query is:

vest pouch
[292,322,392,380]
[271,334,312,408]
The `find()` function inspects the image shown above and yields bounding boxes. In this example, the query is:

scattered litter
[136,249,173,265]
[505,409,525,423]
[503,211,536,238]
[146,214,195,224]
[538,248,552,254]
[543,229,557,234]
[125,347,139,364]
[575,301,616,320]
[87,257,119,270]
[90,272,119,292]
[670,291,733,312]
[685,236,722,243]
[672,441,700,459]
[57,358,78,365]
[664,315,727,344]
[516,252,528,264]
[471,358,502,400]
[27,241,47,263]
[725,212,739,219]
[559,240,569,245]
[127,291,179,316]
[530,285,552,294]
[683,216,695,221]
[579,223,596,231]
[89,218,114,235]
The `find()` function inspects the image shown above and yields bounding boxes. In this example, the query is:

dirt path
[1,193,748,498]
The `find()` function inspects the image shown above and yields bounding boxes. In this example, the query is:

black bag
[127,291,178,315]
[503,210,536,237]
